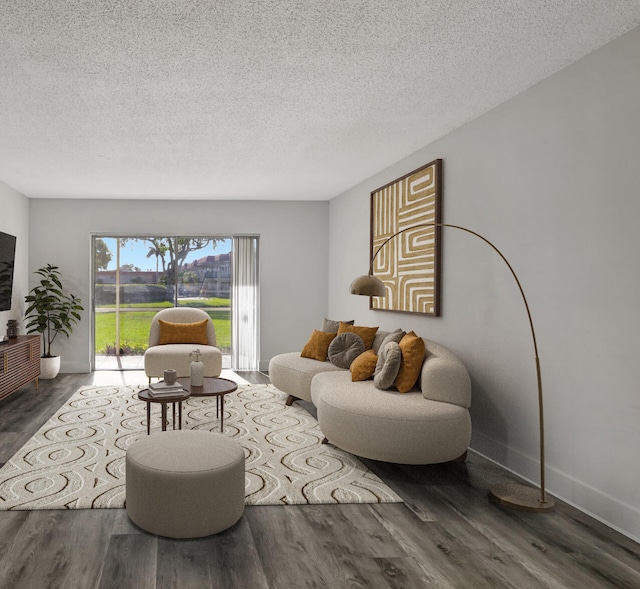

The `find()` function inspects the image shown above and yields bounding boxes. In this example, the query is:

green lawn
[98,297,230,309]
[95,309,231,355]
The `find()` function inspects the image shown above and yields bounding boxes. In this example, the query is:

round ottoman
[126,430,245,538]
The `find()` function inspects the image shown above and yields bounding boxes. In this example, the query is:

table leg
[172,402,176,430]
[178,401,183,429]
[161,403,167,431]
[146,402,151,435]
[216,396,219,418]
[220,395,224,432]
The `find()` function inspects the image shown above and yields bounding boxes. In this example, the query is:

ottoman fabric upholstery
[126,430,245,538]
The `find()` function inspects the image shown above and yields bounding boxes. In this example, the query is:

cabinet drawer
[0,336,41,400]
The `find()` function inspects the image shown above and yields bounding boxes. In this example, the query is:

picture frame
[370,159,442,316]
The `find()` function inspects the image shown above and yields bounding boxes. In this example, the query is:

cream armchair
[144,307,223,383]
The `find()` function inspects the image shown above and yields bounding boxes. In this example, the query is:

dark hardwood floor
[0,371,639,588]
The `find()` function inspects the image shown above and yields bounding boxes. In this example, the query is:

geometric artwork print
[371,159,442,315]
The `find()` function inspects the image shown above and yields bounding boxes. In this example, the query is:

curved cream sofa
[144,307,223,381]
[269,331,471,465]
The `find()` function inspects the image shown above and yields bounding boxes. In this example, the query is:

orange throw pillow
[337,322,379,350]
[350,350,378,382]
[158,319,209,345]
[301,330,337,361]
[394,331,426,393]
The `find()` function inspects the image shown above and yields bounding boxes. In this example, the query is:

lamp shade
[349,274,386,297]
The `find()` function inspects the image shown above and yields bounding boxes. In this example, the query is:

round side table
[176,377,238,432]
[138,388,191,435]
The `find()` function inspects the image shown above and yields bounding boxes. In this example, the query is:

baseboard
[471,430,640,544]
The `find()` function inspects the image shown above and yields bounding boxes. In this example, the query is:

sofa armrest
[420,340,471,408]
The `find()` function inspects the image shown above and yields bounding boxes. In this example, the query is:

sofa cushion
[144,344,222,378]
[320,318,354,333]
[395,332,426,393]
[328,332,365,369]
[269,352,343,404]
[350,350,378,381]
[158,319,209,345]
[374,341,402,390]
[300,330,337,361]
[311,370,471,464]
[337,322,379,350]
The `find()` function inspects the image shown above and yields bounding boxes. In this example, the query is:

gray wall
[328,26,640,540]
[28,198,329,372]
[0,182,29,332]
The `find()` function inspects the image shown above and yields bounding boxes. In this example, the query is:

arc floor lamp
[350,222,555,512]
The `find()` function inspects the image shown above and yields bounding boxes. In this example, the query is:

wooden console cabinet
[0,335,40,401]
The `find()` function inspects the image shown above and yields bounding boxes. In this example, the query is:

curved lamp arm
[350,222,553,511]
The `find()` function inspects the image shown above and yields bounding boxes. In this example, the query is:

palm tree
[146,243,168,282]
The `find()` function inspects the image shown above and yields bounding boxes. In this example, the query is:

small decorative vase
[190,360,204,386]
[6,320,18,339]
[190,348,204,386]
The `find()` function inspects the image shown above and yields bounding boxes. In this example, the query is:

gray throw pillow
[321,318,355,333]
[328,332,365,369]
[374,341,402,390]
[373,328,406,354]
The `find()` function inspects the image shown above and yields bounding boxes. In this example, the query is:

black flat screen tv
[0,232,17,311]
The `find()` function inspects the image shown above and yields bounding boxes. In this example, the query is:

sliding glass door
[93,236,234,370]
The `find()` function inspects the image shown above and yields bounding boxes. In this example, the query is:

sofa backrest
[421,339,471,408]
[373,330,471,408]
[148,307,217,347]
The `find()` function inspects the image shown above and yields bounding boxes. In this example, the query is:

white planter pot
[40,356,61,380]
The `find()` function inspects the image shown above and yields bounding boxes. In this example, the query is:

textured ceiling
[1,1,640,201]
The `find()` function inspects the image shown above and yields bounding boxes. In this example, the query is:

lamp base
[489,482,555,512]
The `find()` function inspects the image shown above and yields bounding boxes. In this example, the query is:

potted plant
[24,264,84,379]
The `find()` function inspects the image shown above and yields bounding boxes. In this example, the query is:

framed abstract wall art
[370,159,442,316]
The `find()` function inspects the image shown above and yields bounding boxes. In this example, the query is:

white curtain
[231,236,260,370]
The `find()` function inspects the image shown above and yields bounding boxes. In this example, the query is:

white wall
[0,182,29,332]
[329,26,640,540]
[28,198,329,372]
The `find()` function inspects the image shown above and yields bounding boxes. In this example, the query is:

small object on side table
[190,348,204,387]
[163,368,177,385]
[6,320,18,339]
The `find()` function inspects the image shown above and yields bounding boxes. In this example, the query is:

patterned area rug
[0,384,402,510]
